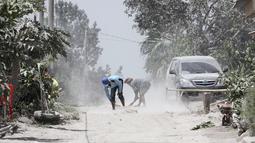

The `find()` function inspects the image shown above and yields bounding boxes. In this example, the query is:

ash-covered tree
[0,0,70,114]
[0,0,69,87]
[55,0,104,104]
[124,0,255,79]
[55,0,102,69]
[124,0,189,34]
[124,0,191,79]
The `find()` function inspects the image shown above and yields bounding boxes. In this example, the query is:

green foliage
[15,66,41,113]
[244,87,255,136]
[0,0,44,28]
[15,64,62,114]
[224,70,253,112]
[222,43,255,111]
[0,0,34,27]
[0,62,6,80]
[0,20,68,64]
[124,0,189,34]
[191,121,215,130]
[0,0,69,115]
[124,0,255,79]
[0,0,69,76]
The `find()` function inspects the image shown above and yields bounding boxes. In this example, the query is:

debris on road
[34,110,63,124]
[0,123,18,138]
[191,121,215,130]
[18,116,33,124]
[53,102,80,120]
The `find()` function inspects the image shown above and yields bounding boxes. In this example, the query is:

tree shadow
[2,137,62,142]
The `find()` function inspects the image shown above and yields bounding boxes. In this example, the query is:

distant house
[234,0,255,17]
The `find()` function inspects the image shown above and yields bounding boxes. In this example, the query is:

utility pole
[39,0,44,25]
[48,0,54,28]
[48,0,55,72]
[83,26,88,77]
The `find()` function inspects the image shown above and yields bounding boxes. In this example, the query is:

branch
[203,0,220,24]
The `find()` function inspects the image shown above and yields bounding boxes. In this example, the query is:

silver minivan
[166,56,226,96]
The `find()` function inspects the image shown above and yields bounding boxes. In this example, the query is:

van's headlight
[179,78,194,87]
[216,79,224,87]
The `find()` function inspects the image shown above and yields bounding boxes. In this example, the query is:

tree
[0,0,70,114]
[124,0,255,79]
[54,0,104,104]
[0,0,69,87]
[55,0,102,69]
[124,0,189,35]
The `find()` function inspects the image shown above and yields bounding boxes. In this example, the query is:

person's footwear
[118,95,125,106]
[111,102,115,110]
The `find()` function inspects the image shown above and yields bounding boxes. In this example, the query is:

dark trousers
[110,79,124,109]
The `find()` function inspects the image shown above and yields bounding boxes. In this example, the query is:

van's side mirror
[223,66,229,73]
[169,70,176,75]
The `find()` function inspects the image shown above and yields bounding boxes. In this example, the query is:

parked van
[166,56,227,97]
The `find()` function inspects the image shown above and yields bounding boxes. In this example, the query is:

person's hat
[124,78,133,84]
[101,77,109,85]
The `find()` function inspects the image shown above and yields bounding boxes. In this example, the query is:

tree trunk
[39,0,45,25]
[48,0,54,28]
[10,57,20,89]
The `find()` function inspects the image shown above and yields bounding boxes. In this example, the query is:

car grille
[192,80,216,87]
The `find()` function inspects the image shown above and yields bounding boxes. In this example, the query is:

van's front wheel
[179,91,190,104]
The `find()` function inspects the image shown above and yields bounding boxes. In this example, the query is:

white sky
[68,0,147,78]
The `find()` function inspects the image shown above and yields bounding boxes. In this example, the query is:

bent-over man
[101,75,125,110]
[124,78,151,106]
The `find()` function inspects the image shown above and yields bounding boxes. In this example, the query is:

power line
[100,32,142,44]
[99,32,168,44]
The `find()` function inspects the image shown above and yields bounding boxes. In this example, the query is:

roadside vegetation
[1,0,254,138]
[0,0,70,117]
[124,0,255,136]
[0,0,115,121]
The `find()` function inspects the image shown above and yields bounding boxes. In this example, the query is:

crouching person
[101,75,125,110]
[124,78,151,107]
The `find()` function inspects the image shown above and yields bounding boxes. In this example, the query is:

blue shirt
[103,75,123,99]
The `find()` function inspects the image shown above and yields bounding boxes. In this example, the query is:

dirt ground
[1,97,239,143]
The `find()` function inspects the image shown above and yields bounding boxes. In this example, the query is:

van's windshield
[181,62,219,74]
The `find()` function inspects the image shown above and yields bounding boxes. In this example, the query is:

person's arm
[104,86,111,100]
[129,90,138,106]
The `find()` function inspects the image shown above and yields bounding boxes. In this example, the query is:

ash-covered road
[2,101,238,143]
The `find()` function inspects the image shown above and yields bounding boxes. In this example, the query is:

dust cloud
[139,82,188,113]
[55,62,188,114]
[54,58,105,107]
[121,81,188,113]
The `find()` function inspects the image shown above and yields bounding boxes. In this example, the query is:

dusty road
[1,98,238,143]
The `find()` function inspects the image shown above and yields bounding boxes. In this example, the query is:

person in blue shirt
[101,75,125,110]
